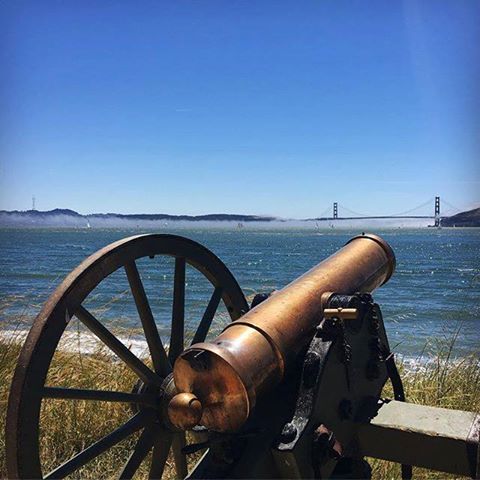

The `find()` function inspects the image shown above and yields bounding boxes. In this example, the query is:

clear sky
[1,1,479,218]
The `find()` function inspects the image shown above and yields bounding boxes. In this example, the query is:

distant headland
[0,208,278,228]
[440,207,480,227]
[0,207,479,228]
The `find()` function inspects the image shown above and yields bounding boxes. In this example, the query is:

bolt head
[280,422,297,443]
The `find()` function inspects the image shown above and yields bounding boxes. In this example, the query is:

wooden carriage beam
[357,400,480,478]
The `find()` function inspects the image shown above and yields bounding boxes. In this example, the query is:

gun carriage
[6,233,480,479]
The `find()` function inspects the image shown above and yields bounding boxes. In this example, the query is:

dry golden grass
[369,352,480,479]
[0,322,478,479]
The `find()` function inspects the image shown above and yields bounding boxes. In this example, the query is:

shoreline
[2,327,477,373]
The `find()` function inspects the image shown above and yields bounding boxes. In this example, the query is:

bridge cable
[316,206,332,219]
[385,198,435,217]
[338,198,435,218]
[441,199,462,214]
[337,204,371,218]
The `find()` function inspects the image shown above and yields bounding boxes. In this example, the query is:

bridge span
[314,197,460,227]
[314,215,442,221]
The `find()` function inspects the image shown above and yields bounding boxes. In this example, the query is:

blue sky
[1,1,479,217]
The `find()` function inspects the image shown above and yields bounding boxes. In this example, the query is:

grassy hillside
[1,327,478,479]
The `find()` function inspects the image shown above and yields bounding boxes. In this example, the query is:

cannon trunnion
[6,233,479,479]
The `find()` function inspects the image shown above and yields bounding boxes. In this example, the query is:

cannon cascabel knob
[168,392,203,430]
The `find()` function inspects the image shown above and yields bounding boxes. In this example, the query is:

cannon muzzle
[169,233,395,432]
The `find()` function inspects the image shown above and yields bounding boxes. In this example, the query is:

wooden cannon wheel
[6,234,248,479]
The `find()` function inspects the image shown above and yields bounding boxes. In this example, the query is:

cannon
[6,233,479,479]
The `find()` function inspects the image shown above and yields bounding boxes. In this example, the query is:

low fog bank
[0,211,432,229]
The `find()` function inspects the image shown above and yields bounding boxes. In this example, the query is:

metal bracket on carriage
[272,293,390,479]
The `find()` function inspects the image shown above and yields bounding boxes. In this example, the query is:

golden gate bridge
[314,196,462,227]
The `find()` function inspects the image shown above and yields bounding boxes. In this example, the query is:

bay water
[1,227,478,364]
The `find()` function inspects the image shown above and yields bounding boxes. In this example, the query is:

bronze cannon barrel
[169,233,395,432]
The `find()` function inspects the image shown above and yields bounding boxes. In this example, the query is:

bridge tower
[333,202,338,219]
[434,196,440,227]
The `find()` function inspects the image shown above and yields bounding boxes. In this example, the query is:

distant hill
[441,207,480,227]
[0,208,278,228]
[1,208,83,217]
[88,212,276,222]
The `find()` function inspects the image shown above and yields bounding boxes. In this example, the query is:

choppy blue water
[0,227,479,360]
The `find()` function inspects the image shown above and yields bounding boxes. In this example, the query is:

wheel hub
[130,373,181,430]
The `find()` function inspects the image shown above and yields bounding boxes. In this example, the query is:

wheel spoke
[149,430,173,479]
[75,305,162,387]
[125,261,172,377]
[169,257,185,363]
[45,412,148,479]
[42,387,156,406]
[172,432,188,479]
[191,287,223,345]
[118,426,156,480]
